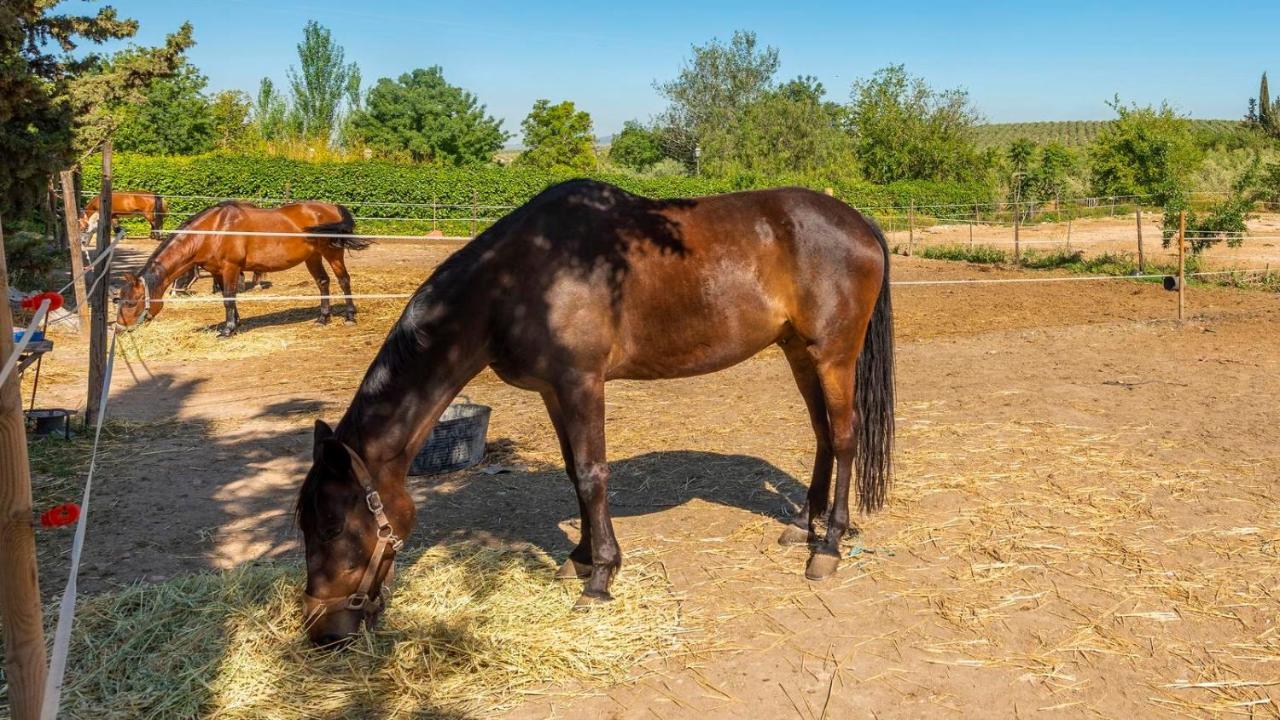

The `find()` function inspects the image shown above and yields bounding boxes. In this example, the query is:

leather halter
[303,443,403,618]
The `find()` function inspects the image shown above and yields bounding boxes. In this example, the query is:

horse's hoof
[556,557,593,581]
[573,590,614,610]
[260,281,273,289]
[343,316,357,326]
[778,524,815,546]
[315,316,331,326]
[217,331,235,339]
[805,552,840,581]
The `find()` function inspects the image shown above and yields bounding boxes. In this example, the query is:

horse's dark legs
[325,251,357,324]
[553,375,620,605]
[305,255,332,324]
[778,340,834,546]
[806,359,859,580]
[246,272,269,290]
[541,391,593,580]
[217,267,241,337]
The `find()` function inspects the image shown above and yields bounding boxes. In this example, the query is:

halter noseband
[303,443,403,619]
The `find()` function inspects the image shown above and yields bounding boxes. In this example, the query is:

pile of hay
[55,544,687,718]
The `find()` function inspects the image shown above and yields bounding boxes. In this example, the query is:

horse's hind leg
[805,357,860,580]
[778,338,834,547]
[324,250,356,324]
[541,391,593,580]
[305,255,332,324]
[552,375,621,606]
[217,267,241,337]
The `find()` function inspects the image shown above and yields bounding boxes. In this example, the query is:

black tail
[307,204,369,251]
[855,219,895,513]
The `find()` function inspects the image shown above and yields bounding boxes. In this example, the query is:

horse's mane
[144,200,253,269]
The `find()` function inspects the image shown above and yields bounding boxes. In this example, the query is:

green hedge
[81,153,997,234]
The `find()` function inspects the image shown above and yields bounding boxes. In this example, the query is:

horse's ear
[312,421,350,473]
[314,419,334,442]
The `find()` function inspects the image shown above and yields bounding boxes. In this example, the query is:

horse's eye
[318,524,343,543]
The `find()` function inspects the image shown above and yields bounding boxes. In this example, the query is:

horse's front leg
[553,374,620,607]
[217,268,241,337]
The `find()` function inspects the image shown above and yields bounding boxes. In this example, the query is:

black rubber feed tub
[409,398,491,476]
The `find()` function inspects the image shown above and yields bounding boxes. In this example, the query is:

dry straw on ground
[53,544,687,719]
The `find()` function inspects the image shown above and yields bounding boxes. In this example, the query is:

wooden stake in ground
[86,141,112,427]
[0,213,49,720]
[1136,207,1145,273]
[907,201,915,256]
[1178,210,1186,320]
[59,170,87,329]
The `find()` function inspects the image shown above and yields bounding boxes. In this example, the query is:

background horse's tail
[152,193,166,236]
[855,219,895,513]
[308,204,370,251]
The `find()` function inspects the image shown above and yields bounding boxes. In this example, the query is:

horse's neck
[335,299,491,484]
[144,236,200,294]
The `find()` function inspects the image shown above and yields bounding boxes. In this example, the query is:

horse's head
[297,420,412,647]
[113,272,158,329]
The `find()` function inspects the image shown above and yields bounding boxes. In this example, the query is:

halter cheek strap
[303,443,403,617]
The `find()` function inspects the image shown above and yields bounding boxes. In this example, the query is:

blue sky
[96,0,1280,139]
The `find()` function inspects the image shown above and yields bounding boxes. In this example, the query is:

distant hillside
[973,119,1239,149]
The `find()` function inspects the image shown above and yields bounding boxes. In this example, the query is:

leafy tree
[1172,157,1264,251]
[253,77,289,141]
[1260,73,1274,134]
[515,99,596,171]
[725,76,856,176]
[350,67,509,164]
[287,21,357,142]
[112,59,214,154]
[209,90,253,149]
[1088,98,1200,207]
[0,0,182,220]
[846,64,985,183]
[608,121,665,171]
[654,30,779,170]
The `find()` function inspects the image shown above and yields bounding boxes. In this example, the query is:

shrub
[919,244,1007,264]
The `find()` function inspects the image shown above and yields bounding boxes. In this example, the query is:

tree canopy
[608,121,664,171]
[515,100,596,171]
[287,21,358,142]
[350,67,509,164]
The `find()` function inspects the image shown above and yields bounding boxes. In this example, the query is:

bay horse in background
[80,191,167,239]
[294,179,896,647]
[114,200,368,336]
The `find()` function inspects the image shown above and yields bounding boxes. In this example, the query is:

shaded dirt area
[18,238,1280,718]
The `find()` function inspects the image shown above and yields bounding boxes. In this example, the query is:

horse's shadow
[407,447,810,558]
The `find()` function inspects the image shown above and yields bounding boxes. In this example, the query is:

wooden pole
[907,201,915,256]
[470,190,478,238]
[0,213,49,720]
[1136,207,1145,273]
[1177,210,1186,320]
[1013,191,1022,263]
[59,171,88,330]
[87,140,112,428]
[969,203,975,248]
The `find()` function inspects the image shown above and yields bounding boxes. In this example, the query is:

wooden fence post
[59,171,88,330]
[470,191,478,238]
[0,213,49,720]
[1177,210,1186,320]
[1136,207,1145,273]
[86,140,112,428]
[907,201,915,256]
[1013,201,1022,262]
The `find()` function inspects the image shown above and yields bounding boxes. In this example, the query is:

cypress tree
[1259,73,1274,132]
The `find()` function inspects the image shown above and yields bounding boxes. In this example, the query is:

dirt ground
[16,229,1280,719]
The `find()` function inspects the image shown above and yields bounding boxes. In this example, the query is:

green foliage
[209,90,252,150]
[69,22,196,152]
[1088,98,1201,205]
[847,64,985,184]
[2,229,60,290]
[724,76,857,176]
[515,100,596,172]
[1165,156,1264,251]
[350,67,509,164]
[919,244,1007,264]
[654,30,780,170]
[974,120,1238,149]
[113,59,214,154]
[286,21,357,142]
[82,153,995,236]
[1018,248,1084,269]
[253,78,289,142]
[1260,73,1274,135]
[608,122,664,171]
[1,1,142,220]
[1006,140,1078,207]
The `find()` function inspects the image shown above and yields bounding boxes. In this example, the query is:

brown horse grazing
[81,191,167,239]
[293,180,896,646]
[114,201,368,336]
